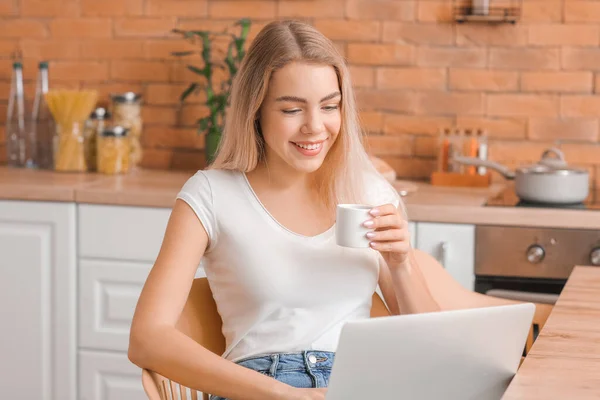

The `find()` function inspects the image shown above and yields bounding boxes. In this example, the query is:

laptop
[326,303,535,400]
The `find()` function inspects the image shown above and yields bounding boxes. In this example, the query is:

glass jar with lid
[83,107,110,172]
[97,126,130,175]
[110,92,142,168]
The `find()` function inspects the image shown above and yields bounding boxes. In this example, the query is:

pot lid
[518,147,588,176]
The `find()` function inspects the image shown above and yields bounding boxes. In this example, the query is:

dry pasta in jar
[110,92,142,168]
[97,126,130,175]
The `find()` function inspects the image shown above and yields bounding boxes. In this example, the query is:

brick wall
[1,0,600,186]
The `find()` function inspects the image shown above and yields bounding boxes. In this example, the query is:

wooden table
[503,266,600,399]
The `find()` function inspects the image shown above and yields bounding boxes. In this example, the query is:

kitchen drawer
[79,350,147,400]
[79,258,206,352]
[78,204,171,262]
[415,222,475,291]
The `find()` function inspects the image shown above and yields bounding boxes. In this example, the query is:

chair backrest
[142,278,390,400]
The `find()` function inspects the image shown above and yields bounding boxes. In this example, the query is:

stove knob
[590,248,600,266]
[526,245,545,264]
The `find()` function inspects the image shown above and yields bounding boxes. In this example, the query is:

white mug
[335,204,373,248]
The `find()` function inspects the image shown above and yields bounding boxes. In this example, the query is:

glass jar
[83,108,109,172]
[97,126,130,175]
[55,121,87,172]
[110,92,142,168]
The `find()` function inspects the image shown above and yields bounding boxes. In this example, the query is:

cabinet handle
[439,241,449,268]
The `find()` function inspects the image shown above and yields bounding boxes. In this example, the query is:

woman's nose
[302,112,325,134]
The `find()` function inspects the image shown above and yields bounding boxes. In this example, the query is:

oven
[474,225,600,305]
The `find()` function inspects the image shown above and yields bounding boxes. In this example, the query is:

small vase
[205,130,221,166]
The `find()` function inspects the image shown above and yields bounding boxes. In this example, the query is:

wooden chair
[140,250,553,399]
[141,278,390,400]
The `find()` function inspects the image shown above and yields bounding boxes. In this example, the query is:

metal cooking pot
[453,147,589,205]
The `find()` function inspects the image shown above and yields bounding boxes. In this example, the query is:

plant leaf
[171,51,196,57]
[198,117,210,133]
[180,83,199,102]
[187,65,208,78]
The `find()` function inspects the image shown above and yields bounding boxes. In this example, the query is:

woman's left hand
[363,203,411,267]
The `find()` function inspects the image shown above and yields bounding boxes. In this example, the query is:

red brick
[51,61,109,81]
[348,66,375,88]
[142,106,178,126]
[208,1,276,19]
[169,61,228,84]
[177,20,234,33]
[50,18,112,39]
[565,1,600,23]
[80,39,144,60]
[418,47,486,68]
[521,72,593,93]
[379,156,436,180]
[455,117,527,139]
[489,48,560,70]
[560,144,600,164]
[365,135,413,156]
[0,0,17,16]
[114,18,176,38]
[416,92,484,116]
[595,74,600,94]
[277,0,344,18]
[529,118,599,142]
[522,1,562,23]
[346,0,414,21]
[140,148,173,169]
[20,39,79,60]
[456,25,528,46]
[180,104,209,127]
[21,0,79,17]
[449,69,518,92]
[146,0,208,17]
[529,25,599,46]
[0,40,17,57]
[417,1,453,22]
[382,22,454,46]
[359,111,383,134]
[1,20,47,39]
[487,141,554,162]
[383,115,453,136]
[355,89,418,113]
[82,0,143,16]
[143,126,204,148]
[170,149,206,171]
[414,136,438,157]
[347,43,414,66]
[487,95,559,117]
[111,61,170,82]
[376,68,446,90]
[0,81,10,101]
[314,20,380,42]
[562,48,600,70]
[144,40,201,61]
[145,83,198,105]
[560,96,600,117]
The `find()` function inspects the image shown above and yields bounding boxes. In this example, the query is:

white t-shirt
[176,169,400,362]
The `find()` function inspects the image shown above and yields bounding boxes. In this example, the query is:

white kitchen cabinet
[79,350,148,400]
[0,200,77,400]
[415,222,475,291]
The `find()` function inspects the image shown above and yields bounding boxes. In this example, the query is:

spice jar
[97,126,130,175]
[110,92,142,168]
[83,107,109,172]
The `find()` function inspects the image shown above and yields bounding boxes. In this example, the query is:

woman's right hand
[287,388,327,400]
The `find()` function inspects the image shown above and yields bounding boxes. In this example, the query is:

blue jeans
[209,351,334,400]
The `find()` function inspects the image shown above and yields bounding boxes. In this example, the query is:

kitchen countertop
[503,266,600,399]
[2,167,600,229]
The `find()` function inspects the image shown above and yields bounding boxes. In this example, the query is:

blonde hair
[211,20,394,211]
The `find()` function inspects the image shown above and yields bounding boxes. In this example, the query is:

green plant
[172,18,251,163]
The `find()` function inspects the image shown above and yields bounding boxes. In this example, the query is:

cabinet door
[0,200,77,400]
[79,350,147,400]
[415,222,475,291]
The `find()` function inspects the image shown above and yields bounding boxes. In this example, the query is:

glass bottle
[6,62,26,167]
[83,107,109,172]
[31,61,56,170]
[97,126,130,175]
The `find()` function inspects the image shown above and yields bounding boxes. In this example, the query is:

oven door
[475,275,562,305]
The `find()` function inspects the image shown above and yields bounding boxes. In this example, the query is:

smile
[291,141,325,156]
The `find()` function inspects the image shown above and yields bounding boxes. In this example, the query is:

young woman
[129,20,440,400]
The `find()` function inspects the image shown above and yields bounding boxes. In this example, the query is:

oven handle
[485,289,559,305]
[438,241,449,268]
